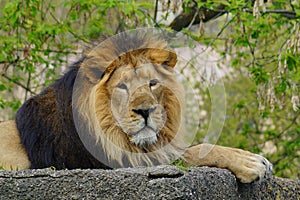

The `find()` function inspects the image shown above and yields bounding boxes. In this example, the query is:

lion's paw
[231,152,273,183]
[183,144,273,183]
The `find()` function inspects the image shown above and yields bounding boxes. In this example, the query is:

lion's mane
[16,30,186,169]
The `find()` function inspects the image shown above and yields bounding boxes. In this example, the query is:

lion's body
[0,120,30,170]
[15,65,108,169]
[0,30,272,183]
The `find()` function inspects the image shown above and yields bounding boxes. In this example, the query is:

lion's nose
[132,107,156,124]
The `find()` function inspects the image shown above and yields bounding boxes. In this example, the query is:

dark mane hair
[15,60,109,169]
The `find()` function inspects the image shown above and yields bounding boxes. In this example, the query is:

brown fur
[0,120,30,170]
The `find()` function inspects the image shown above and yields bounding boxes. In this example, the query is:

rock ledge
[0,165,299,199]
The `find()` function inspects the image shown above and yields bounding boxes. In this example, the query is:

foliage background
[0,0,299,178]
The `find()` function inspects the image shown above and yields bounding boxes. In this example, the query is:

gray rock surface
[0,165,299,199]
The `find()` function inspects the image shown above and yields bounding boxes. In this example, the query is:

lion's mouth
[129,126,158,147]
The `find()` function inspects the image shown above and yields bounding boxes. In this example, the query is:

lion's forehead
[110,63,161,86]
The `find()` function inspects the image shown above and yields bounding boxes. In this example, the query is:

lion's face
[93,50,183,152]
[108,63,168,147]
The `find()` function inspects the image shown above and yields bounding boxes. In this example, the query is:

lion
[0,30,272,183]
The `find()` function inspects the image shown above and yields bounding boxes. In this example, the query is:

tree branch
[2,74,36,95]
[153,0,159,23]
[247,9,296,18]
[169,4,226,31]
[169,3,297,31]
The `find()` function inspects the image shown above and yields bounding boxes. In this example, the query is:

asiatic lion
[0,30,272,183]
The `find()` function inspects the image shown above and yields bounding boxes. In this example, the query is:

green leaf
[251,30,259,39]
[235,102,245,109]
[0,84,6,91]
[286,55,296,71]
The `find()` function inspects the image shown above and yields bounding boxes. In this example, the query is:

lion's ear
[148,49,177,68]
[97,61,118,85]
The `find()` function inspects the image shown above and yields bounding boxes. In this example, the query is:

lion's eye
[149,79,159,88]
[117,83,128,90]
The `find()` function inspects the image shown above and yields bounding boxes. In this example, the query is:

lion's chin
[130,127,158,147]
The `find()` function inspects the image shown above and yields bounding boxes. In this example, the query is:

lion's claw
[233,153,273,183]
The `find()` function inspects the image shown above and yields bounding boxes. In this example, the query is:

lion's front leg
[183,143,273,183]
